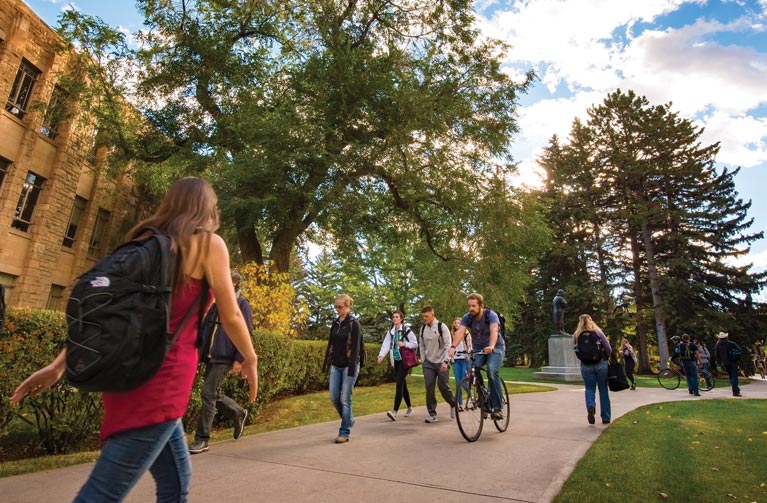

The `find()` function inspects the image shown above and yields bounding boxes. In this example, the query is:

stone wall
[0,0,139,310]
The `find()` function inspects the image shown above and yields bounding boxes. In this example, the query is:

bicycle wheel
[657,369,680,390]
[699,369,715,391]
[493,378,510,432]
[456,377,484,442]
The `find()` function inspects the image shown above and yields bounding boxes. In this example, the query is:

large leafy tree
[56,0,533,273]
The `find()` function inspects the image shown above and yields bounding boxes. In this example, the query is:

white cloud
[696,112,767,167]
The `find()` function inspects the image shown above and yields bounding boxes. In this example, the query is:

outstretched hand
[10,356,66,405]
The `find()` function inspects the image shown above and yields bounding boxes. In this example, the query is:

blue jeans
[74,419,190,503]
[329,364,359,438]
[724,363,741,395]
[682,360,700,394]
[580,360,611,422]
[472,347,504,411]
[452,358,470,406]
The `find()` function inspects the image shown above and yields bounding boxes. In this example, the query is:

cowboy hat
[716,332,729,339]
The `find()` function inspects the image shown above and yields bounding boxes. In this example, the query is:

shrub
[0,308,101,455]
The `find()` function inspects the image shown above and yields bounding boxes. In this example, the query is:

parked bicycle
[657,359,715,391]
[455,350,510,442]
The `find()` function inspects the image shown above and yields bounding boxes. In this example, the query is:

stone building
[0,0,139,310]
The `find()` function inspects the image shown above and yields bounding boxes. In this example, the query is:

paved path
[2,378,765,503]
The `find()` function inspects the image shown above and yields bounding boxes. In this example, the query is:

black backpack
[65,228,203,392]
[575,330,603,364]
[678,342,693,360]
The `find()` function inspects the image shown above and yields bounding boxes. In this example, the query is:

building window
[62,196,87,247]
[12,171,45,232]
[5,59,41,119]
[88,208,111,257]
[40,85,68,139]
[0,157,9,189]
[46,284,66,311]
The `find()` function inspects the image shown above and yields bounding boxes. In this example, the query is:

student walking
[11,177,259,503]
[323,293,364,443]
[377,310,417,420]
[620,338,637,390]
[675,334,702,396]
[715,332,742,397]
[189,271,253,454]
[419,305,456,423]
[450,317,472,410]
[572,314,611,425]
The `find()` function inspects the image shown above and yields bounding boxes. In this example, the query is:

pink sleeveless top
[100,278,207,440]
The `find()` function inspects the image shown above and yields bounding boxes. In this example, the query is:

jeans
[195,362,245,441]
[580,360,611,422]
[724,363,741,395]
[472,347,504,411]
[392,359,411,411]
[74,419,190,503]
[452,358,470,406]
[681,360,700,394]
[329,364,359,438]
[422,360,456,416]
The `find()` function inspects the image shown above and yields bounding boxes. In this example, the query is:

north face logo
[90,276,110,288]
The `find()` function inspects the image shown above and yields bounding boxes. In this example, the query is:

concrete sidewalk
[2,377,765,503]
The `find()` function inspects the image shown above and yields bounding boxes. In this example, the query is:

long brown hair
[127,177,220,287]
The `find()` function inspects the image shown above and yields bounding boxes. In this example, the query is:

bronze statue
[553,289,567,334]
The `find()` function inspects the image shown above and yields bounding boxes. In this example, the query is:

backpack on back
[574,330,603,364]
[727,342,742,361]
[678,342,693,360]
[65,228,200,392]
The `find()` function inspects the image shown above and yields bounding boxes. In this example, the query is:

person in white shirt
[419,305,456,423]
[376,311,417,421]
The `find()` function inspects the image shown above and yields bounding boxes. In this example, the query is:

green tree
[533,90,765,371]
[56,0,533,273]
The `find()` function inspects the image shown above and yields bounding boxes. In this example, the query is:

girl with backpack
[573,314,612,425]
[620,338,637,390]
[377,310,418,421]
[11,177,259,503]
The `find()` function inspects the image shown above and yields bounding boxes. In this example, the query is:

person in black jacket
[189,271,253,454]
[715,332,742,397]
[323,293,364,443]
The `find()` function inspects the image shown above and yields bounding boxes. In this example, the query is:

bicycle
[657,359,715,391]
[455,350,510,442]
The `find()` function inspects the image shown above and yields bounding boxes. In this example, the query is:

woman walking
[620,338,637,390]
[450,317,472,410]
[11,177,259,502]
[573,314,611,425]
[323,293,364,443]
[377,310,417,420]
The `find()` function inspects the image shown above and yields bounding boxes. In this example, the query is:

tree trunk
[235,213,264,266]
[641,220,670,370]
[629,232,652,373]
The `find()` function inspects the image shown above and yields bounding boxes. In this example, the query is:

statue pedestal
[533,334,583,382]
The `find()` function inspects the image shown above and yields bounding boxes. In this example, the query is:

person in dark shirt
[189,271,253,454]
[715,332,742,397]
[323,293,363,443]
[675,334,701,396]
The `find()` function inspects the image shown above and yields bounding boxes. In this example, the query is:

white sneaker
[386,410,397,421]
[404,407,414,417]
[450,407,456,419]
[424,415,438,423]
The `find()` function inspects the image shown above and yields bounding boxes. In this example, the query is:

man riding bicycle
[449,293,505,420]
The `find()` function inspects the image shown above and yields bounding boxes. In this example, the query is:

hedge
[0,307,391,456]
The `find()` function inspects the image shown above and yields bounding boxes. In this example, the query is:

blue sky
[24,0,767,277]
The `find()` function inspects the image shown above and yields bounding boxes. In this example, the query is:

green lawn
[554,399,767,503]
[0,374,554,478]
